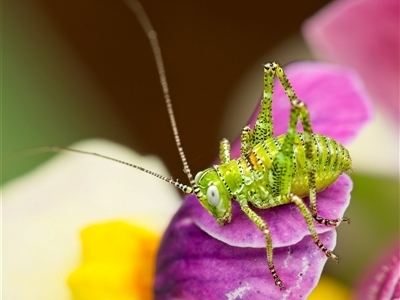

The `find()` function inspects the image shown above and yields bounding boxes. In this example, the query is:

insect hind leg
[251,63,275,146]
[240,126,253,156]
[266,63,349,228]
[259,62,341,260]
[290,194,339,262]
[314,215,350,227]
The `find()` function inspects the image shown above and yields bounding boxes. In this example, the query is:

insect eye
[206,185,220,207]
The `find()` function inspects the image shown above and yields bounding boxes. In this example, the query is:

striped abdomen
[257,133,352,197]
[216,133,352,206]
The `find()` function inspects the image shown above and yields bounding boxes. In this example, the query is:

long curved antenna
[122,0,195,187]
[7,1,198,196]
[27,146,194,194]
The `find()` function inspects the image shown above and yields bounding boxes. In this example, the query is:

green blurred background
[2,0,399,292]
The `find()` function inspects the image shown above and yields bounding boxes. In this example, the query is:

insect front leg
[268,62,349,227]
[239,202,284,289]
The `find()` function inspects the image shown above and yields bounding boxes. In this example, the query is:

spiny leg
[233,61,276,156]
[266,62,348,227]
[290,193,339,262]
[240,202,284,289]
[240,126,252,156]
[314,215,350,227]
[219,138,231,164]
[251,63,275,146]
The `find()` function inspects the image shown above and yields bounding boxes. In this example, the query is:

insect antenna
[122,0,196,188]
[10,145,194,194]
[8,1,199,197]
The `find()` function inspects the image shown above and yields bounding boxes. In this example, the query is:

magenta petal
[303,0,399,122]
[156,215,336,300]
[155,176,351,298]
[193,175,351,248]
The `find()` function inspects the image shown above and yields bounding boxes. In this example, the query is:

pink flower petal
[303,0,399,122]
[156,212,337,300]
[354,241,400,300]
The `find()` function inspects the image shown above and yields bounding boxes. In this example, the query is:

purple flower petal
[156,216,336,300]
[354,241,400,300]
[155,176,351,299]
[303,0,399,122]
[192,175,351,248]
[155,61,370,299]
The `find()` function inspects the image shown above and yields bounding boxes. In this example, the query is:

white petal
[2,139,181,300]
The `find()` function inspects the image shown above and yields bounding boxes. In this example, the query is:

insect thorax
[213,133,352,209]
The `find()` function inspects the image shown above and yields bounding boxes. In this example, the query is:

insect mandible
[40,0,352,289]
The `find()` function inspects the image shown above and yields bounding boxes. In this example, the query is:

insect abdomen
[215,133,351,206]
[255,133,352,197]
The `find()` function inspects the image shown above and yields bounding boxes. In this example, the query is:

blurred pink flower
[303,0,399,122]
[354,241,400,300]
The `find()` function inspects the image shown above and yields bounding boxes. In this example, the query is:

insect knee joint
[263,62,278,72]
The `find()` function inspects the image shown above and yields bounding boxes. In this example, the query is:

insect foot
[316,240,339,263]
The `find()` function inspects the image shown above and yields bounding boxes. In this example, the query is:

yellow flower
[68,221,159,300]
[308,275,350,300]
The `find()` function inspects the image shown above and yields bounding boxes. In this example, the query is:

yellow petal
[68,221,159,300]
[308,275,350,300]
